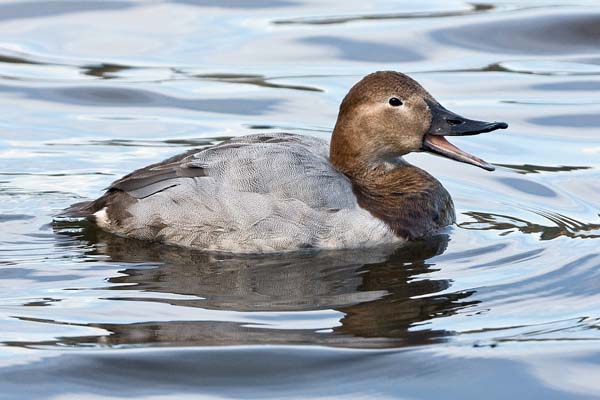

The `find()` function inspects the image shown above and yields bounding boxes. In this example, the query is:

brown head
[330,71,508,177]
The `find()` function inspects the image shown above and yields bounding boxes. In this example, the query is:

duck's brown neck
[330,133,456,240]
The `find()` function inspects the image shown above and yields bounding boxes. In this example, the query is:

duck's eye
[388,97,403,107]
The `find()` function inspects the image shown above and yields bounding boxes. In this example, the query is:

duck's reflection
[461,211,600,240]
[52,223,478,348]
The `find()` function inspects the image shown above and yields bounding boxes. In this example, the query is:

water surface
[1,1,599,399]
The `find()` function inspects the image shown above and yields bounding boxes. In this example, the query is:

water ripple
[460,210,600,240]
[433,12,600,55]
[272,3,494,25]
[0,84,282,115]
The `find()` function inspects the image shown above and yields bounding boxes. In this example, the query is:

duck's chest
[350,171,456,240]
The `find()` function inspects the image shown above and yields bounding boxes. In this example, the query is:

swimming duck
[61,71,507,252]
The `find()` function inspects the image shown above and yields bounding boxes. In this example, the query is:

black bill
[422,99,508,171]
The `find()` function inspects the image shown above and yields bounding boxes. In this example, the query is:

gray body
[86,133,399,253]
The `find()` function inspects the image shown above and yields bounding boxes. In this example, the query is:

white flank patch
[94,207,110,228]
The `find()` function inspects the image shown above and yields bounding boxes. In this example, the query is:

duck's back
[65,133,398,252]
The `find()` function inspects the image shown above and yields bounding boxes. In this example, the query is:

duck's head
[330,71,507,174]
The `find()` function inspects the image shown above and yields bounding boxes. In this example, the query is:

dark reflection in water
[82,63,131,79]
[0,52,133,78]
[497,164,591,174]
[273,4,494,25]
[0,53,41,65]
[191,73,324,92]
[0,84,281,115]
[424,61,586,76]
[461,211,600,240]
[0,53,327,91]
[300,36,424,63]
[43,223,478,349]
[433,13,600,55]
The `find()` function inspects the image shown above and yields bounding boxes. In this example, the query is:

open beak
[422,99,508,171]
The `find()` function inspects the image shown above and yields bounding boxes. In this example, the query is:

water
[1,1,600,398]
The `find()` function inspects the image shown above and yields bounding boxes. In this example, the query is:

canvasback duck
[61,71,507,252]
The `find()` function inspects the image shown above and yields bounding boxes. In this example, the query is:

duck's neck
[330,139,456,239]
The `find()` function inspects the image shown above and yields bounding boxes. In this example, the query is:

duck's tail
[55,192,112,222]
[58,200,97,219]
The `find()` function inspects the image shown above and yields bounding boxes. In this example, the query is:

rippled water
[1,1,600,399]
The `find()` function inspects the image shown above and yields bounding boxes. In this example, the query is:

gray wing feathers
[187,138,354,208]
[103,133,396,251]
[112,163,206,199]
[109,148,206,199]
[111,133,349,205]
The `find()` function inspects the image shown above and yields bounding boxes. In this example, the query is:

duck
[60,71,507,253]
